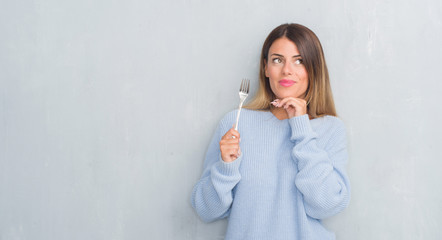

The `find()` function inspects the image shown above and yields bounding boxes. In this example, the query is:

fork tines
[240,78,250,93]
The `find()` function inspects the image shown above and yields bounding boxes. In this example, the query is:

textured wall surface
[1,0,441,239]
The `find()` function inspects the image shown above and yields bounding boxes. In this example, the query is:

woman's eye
[294,59,303,65]
[272,58,282,64]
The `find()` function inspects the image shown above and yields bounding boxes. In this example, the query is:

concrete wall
[1,0,441,239]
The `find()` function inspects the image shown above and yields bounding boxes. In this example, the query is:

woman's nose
[282,62,292,75]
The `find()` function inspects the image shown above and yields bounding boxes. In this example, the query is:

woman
[191,23,350,240]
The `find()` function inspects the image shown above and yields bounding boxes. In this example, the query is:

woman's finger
[222,128,240,140]
[278,97,306,108]
[220,139,240,146]
[220,127,241,162]
[220,144,240,153]
[273,97,307,117]
[220,144,241,162]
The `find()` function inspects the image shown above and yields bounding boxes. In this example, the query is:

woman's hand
[271,97,307,118]
[219,128,241,163]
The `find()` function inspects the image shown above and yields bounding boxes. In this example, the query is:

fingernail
[271,99,280,105]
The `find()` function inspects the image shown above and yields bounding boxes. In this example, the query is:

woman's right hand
[219,128,241,163]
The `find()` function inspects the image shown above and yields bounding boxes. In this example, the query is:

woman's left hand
[271,97,307,118]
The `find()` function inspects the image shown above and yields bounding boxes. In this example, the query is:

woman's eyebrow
[270,53,302,58]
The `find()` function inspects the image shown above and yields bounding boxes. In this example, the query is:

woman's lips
[279,79,295,87]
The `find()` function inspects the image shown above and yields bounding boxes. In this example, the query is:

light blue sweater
[191,109,350,240]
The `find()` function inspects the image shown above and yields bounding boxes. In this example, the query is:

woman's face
[265,37,309,100]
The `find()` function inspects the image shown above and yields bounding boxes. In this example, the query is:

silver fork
[234,78,250,131]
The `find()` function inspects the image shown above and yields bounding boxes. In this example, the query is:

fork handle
[234,100,245,131]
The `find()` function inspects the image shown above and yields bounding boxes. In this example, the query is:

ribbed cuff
[213,155,242,176]
[289,114,313,142]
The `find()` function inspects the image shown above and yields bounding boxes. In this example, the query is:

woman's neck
[270,107,289,120]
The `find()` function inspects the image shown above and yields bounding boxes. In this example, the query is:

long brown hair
[245,23,336,118]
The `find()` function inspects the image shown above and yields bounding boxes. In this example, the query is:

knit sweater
[191,109,350,240]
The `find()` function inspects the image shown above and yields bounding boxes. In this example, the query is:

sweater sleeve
[289,114,350,220]
[191,121,242,223]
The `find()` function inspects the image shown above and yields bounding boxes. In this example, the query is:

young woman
[191,23,350,240]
